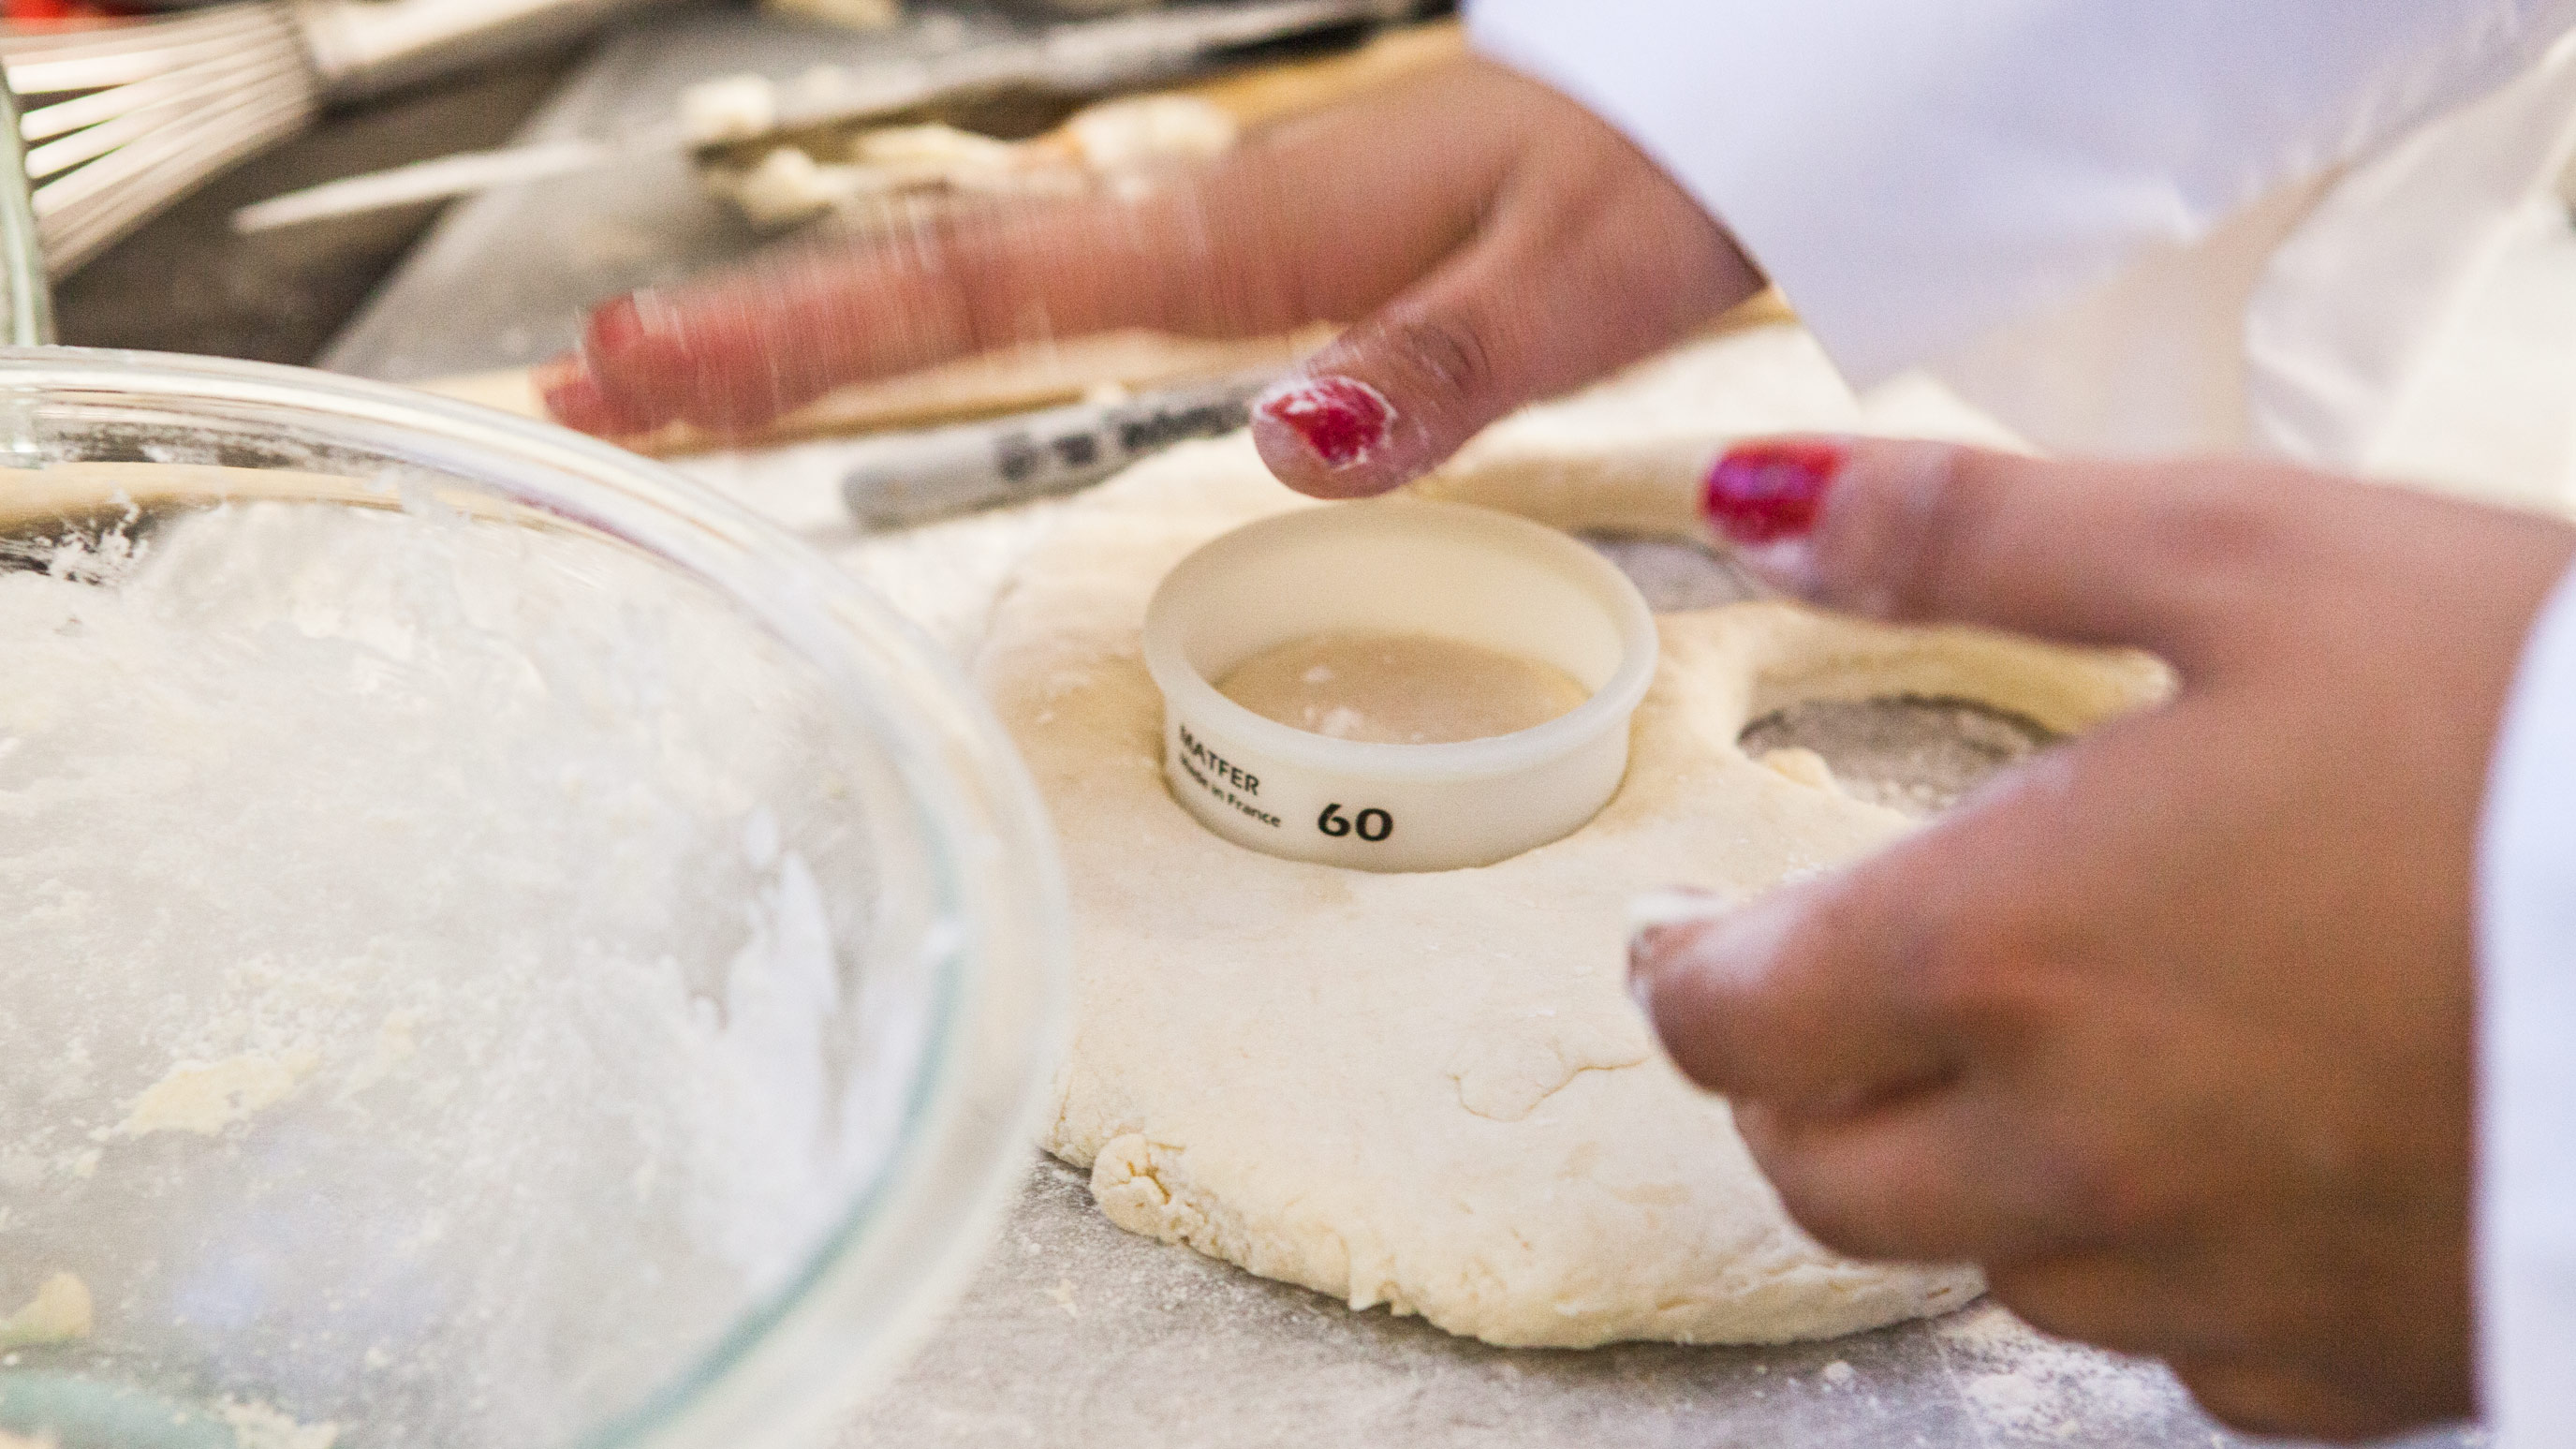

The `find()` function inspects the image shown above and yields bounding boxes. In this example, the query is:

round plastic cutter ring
[1141,498,1659,873]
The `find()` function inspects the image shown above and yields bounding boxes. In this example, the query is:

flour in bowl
[0,494,935,1449]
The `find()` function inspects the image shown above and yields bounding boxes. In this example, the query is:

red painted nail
[536,356,649,436]
[585,293,652,357]
[1701,440,1847,545]
[1258,376,1392,468]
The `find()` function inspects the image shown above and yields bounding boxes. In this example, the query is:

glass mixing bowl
[0,349,1069,1449]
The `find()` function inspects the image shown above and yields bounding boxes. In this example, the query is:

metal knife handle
[291,0,678,103]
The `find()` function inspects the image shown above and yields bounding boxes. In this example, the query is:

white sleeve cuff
[1468,0,2576,389]
[2479,560,2576,1449]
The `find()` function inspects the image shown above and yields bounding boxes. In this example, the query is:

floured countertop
[840,1157,2288,1449]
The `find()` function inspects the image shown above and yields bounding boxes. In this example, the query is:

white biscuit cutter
[1141,498,1658,872]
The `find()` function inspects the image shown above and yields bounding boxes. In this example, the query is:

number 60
[1317,804,1393,842]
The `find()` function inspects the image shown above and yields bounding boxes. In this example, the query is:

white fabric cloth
[1470,2,2576,474]
[1465,5,2576,1442]
[2481,563,2576,1449]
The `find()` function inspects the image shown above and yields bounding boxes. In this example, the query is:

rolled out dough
[976,334,2170,1348]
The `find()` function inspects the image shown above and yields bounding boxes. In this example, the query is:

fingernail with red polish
[584,294,645,355]
[1257,375,1393,469]
[585,289,686,358]
[1702,439,1847,594]
[536,355,640,436]
[535,354,593,414]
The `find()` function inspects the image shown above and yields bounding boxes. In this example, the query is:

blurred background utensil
[0,0,673,277]
[230,0,1444,234]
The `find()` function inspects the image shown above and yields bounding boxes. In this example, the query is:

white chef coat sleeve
[1466,2,2576,470]
[2480,561,2576,1449]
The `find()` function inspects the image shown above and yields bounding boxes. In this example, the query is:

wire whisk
[0,0,666,277]
[3,5,315,276]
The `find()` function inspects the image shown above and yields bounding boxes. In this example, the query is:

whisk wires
[1,3,317,276]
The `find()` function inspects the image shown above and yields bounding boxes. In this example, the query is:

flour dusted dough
[978,330,2169,1347]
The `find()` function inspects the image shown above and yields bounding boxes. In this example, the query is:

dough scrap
[116,1047,320,1138]
[978,333,2169,1348]
[220,1400,340,1449]
[0,1272,93,1348]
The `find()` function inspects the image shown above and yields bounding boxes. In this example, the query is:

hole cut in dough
[1740,695,2060,818]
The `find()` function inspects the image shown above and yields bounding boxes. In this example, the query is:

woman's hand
[537,56,1760,498]
[1637,439,2576,1439]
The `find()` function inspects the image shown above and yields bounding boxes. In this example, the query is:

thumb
[1699,437,2318,670]
[1252,157,1759,499]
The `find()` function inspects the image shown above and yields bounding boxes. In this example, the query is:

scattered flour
[1935,1303,2180,1442]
